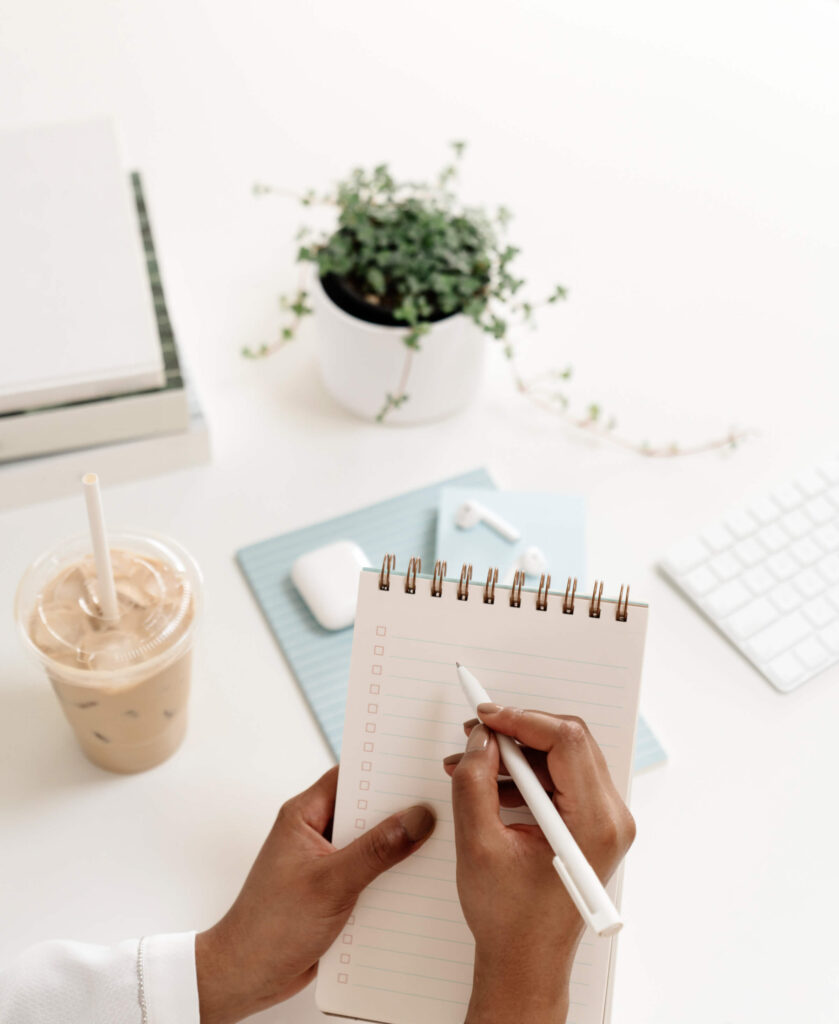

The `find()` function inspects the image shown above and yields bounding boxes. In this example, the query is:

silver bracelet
[137,936,149,1024]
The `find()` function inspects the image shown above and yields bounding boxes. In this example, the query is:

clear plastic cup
[15,531,202,774]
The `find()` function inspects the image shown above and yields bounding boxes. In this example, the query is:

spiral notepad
[317,560,649,1024]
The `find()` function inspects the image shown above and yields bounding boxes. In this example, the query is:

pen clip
[551,856,623,938]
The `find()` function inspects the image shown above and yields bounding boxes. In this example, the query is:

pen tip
[455,661,462,668]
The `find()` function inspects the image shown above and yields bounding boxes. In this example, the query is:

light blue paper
[435,487,586,588]
[237,468,494,756]
[237,469,666,772]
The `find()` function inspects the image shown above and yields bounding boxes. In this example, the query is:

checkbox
[338,972,348,983]
[359,780,370,790]
[368,703,378,714]
[371,664,382,675]
[374,644,384,656]
[340,953,351,964]
[369,683,380,695]
[365,722,376,733]
[357,799,368,809]
[355,818,366,829]
[343,933,354,945]
[362,761,372,771]
[363,742,374,752]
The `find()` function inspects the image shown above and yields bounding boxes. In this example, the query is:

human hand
[195,766,435,1024]
[443,706,635,1024]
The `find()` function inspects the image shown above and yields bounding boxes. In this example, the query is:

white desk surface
[1,2,838,1021]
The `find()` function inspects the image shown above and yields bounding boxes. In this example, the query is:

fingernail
[477,702,502,716]
[442,753,462,765]
[466,723,490,752]
[463,717,479,729]
[399,805,435,842]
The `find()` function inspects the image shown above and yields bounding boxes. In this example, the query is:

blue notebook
[236,468,666,771]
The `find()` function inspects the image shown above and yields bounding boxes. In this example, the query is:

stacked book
[0,120,210,510]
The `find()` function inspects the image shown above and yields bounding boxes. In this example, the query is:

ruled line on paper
[386,686,625,712]
[357,923,474,946]
[392,635,628,671]
[389,667,624,691]
[356,964,472,986]
[351,983,468,1006]
[357,944,474,967]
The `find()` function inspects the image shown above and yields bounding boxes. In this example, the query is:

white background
[2,1,839,1021]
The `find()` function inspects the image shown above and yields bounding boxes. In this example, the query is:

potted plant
[246,143,566,424]
[248,144,746,455]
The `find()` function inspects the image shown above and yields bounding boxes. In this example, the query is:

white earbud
[503,545,548,584]
[454,499,521,543]
[518,545,547,575]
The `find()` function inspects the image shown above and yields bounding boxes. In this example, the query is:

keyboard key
[795,469,828,497]
[766,552,797,580]
[772,482,803,510]
[819,554,839,584]
[682,565,717,597]
[700,523,734,552]
[723,508,756,538]
[745,612,810,663]
[826,586,839,610]
[789,538,821,565]
[733,537,765,567]
[803,598,834,628]
[726,598,778,641]
[664,536,710,574]
[743,565,774,595]
[819,621,839,653]
[818,458,839,484]
[748,496,781,524]
[781,510,812,539]
[827,485,839,507]
[792,569,824,598]
[704,580,750,617]
[814,524,839,551]
[806,497,836,524]
[765,652,806,690]
[758,525,788,552]
[771,585,801,613]
[708,552,740,582]
[793,636,829,670]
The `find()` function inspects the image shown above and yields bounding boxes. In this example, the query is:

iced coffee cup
[16,531,202,773]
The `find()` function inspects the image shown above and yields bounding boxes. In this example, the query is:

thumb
[331,804,436,895]
[451,724,504,848]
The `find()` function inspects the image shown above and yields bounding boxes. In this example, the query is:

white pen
[455,662,623,938]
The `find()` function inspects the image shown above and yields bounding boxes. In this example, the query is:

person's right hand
[443,704,636,1024]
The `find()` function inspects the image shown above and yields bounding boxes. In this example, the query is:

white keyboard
[661,457,839,692]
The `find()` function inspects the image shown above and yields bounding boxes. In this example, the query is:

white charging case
[290,540,369,631]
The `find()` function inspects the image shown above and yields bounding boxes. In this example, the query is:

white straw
[82,473,120,622]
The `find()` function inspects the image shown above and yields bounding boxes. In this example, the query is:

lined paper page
[318,569,648,1024]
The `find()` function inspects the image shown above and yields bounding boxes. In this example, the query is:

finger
[286,765,340,834]
[477,705,605,806]
[330,805,436,895]
[443,747,553,789]
[450,725,505,848]
[462,717,479,736]
[498,779,526,808]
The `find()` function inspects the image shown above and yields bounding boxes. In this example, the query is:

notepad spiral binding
[377,554,631,621]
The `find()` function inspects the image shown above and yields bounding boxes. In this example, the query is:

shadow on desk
[0,685,120,808]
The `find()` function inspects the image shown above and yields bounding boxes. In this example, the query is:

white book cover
[0,386,210,511]
[0,119,164,414]
[318,568,648,1024]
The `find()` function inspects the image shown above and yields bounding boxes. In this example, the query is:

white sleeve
[0,932,200,1024]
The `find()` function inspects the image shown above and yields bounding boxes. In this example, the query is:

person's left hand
[195,766,435,1024]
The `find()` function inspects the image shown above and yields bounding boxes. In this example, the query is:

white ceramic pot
[312,275,487,424]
